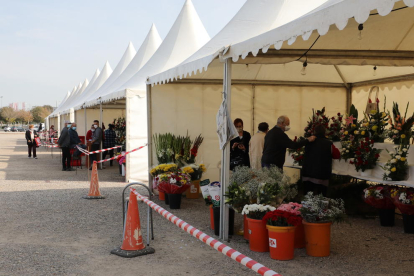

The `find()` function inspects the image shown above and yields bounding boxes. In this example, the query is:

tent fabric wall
[352,80,414,118]
[150,83,347,182]
[74,108,125,137]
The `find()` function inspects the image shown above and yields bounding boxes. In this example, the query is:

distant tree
[16,110,33,124]
[31,106,53,123]
[40,106,52,119]
[1,107,17,124]
[43,105,54,113]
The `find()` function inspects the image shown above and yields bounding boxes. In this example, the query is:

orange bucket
[209,205,214,230]
[243,215,249,240]
[294,222,306,248]
[266,225,296,260]
[186,180,200,199]
[303,221,332,257]
[158,191,165,201]
[247,218,269,252]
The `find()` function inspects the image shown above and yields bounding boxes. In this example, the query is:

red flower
[375,154,380,158]
[337,113,341,116]
[365,137,369,142]
[365,148,370,153]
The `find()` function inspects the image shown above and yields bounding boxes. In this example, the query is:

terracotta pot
[303,221,332,257]
[267,225,296,260]
[247,218,269,252]
[158,191,165,201]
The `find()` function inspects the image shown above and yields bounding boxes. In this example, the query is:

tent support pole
[252,84,256,134]
[220,58,232,241]
[334,65,351,112]
[147,85,153,191]
[100,102,103,170]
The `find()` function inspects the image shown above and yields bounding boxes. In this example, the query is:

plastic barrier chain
[88,145,122,155]
[46,145,60,148]
[93,144,148,164]
[130,188,282,276]
[76,145,90,155]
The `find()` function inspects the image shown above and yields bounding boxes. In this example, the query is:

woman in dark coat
[25,124,38,159]
[230,118,251,170]
[302,124,340,196]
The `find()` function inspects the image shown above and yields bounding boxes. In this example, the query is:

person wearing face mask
[58,121,71,171]
[69,122,87,159]
[262,115,316,171]
[86,124,95,141]
[89,120,103,169]
[229,118,251,170]
[249,122,269,170]
[25,124,38,159]
[49,125,56,140]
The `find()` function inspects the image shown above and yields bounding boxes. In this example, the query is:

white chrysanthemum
[393,130,399,134]
[403,148,408,152]
[396,155,401,160]
[391,159,397,163]
[346,150,349,153]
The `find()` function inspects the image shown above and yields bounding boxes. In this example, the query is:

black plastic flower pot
[168,193,182,209]
[213,207,235,236]
[378,208,395,227]
[402,214,414,234]
[165,193,170,205]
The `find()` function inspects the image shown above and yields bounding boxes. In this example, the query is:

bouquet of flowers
[262,210,302,227]
[349,137,381,172]
[188,134,204,164]
[300,192,347,223]
[327,113,343,141]
[150,163,178,177]
[156,172,191,194]
[390,187,414,215]
[363,185,394,209]
[340,141,355,161]
[277,202,302,216]
[367,102,388,142]
[113,117,126,145]
[304,107,329,138]
[181,163,206,181]
[288,136,305,166]
[340,105,359,142]
[382,144,409,181]
[153,133,175,164]
[241,204,276,220]
[386,102,414,145]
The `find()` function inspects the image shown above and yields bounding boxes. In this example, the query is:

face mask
[30,128,34,131]
[94,124,98,128]
[91,129,95,132]
[67,124,72,128]
[284,125,291,132]
[236,127,243,133]
[72,127,77,130]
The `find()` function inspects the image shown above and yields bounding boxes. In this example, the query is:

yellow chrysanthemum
[351,124,356,128]
[344,131,348,135]
[371,125,378,131]
[381,112,386,118]
[361,131,365,135]
[199,164,207,172]
[401,157,406,162]
[401,134,406,139]
[370,110,377,115]
[391,167,397,172]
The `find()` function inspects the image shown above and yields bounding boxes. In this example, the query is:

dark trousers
[61,147,71,169]
[102,147,114,165]
[89,144,100,165]
[28,143,36,157]
[303,181,328,197]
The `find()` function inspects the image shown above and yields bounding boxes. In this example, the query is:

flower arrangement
[327,113,343,141]
[349,137,381,172]
[340,105,359,142]
[153,133,175,164]
[382,144,409,181]
[113,117,126,145]
[300,192,347,223]
[304,107,329,138]
[277,202,302,216]
[150,163,178,176]
[226,181,249,212]
[241,204,276,220]
[386,102,414,145]
[340,141,355,161]
[156,172,191,194]
[256,166,295,206]
[262,210,302,227]
[363,185,394,209]
[367,104,388,142]
[288,136,305,166]
[390,187,414,215]
[188,134,204,164]
[181,163,207,180]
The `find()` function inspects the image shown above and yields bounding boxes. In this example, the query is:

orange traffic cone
[83,161,105,199]
[111,191,155,257]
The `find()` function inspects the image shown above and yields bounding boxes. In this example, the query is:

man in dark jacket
[90,120,103,169]
[230,118,251,170]
[302,124,340,196]
[262,115,315,170]
[58,121,71,171]
[69,122,87,157]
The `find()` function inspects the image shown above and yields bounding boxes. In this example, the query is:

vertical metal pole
[346,84,353,112]
[220,58,232,241]
[100,102,103,170]
[146,84,153,190]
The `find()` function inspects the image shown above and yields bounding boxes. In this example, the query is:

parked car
[3,126,11,132]
[17,127,25,132]
[10,126,18,132]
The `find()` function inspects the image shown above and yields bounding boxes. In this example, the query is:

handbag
[365,86,379,115]
[34,137,41,147]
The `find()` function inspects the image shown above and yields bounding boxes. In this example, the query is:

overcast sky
[0,0,245,109]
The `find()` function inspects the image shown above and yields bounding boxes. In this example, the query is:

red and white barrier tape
[93,144,147,164]
[76,145,90,155]
[86,145,122,155]
[46,144,60,148]
[130,188,281,276]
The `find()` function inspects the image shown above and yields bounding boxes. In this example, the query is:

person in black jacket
[58,121,71,171]
[69,122,87,157]
[262,115,315,170]
[302,124,340,197]
[25,124,38,159]
[230,118,251,170]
